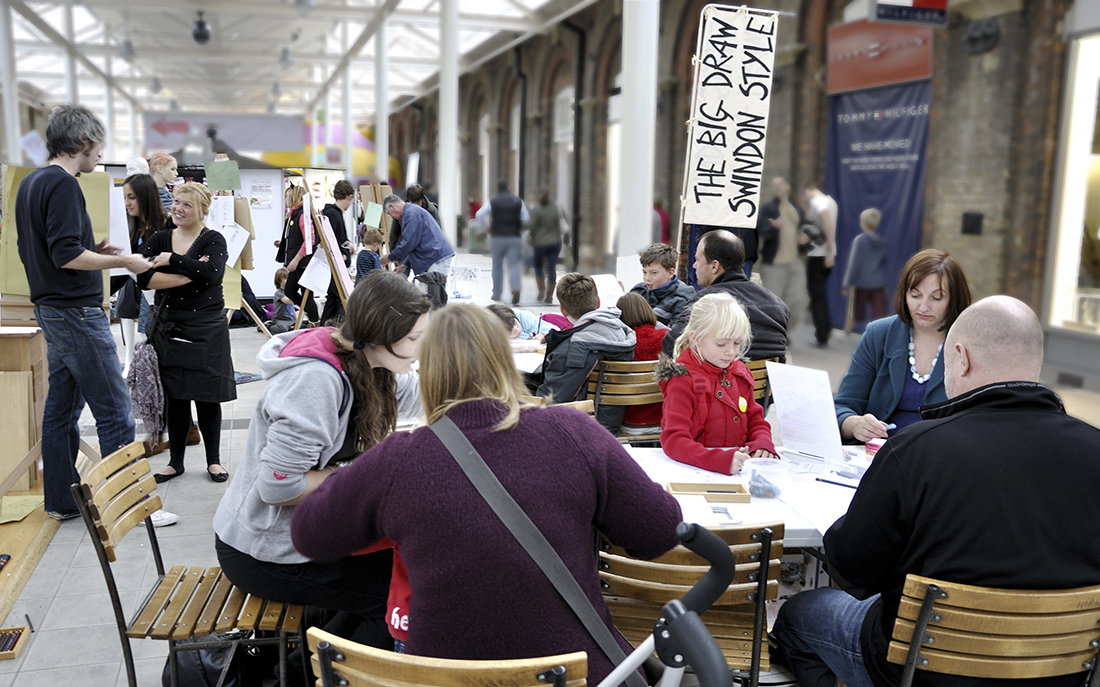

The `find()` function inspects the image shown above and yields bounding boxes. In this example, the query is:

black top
[322,203,352,265]
[283,206,318,268]
[825,382,1100,687]
[14,165,102,308]
[136,227,228,314]
[489,192,524,237]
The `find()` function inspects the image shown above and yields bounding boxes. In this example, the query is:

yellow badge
[738,396,747,412]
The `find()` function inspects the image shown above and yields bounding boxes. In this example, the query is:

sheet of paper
[590,273,625,308]
[318,215,354,298]
[208,196,235,231]
[0,494,44,524]
[776,476,855,536]
[365,202,384,229]
[675,494,723,527]
[108,183,133,277]
[512,352,545,374]
[299,250,331,295]
[303,193,314,255]
[215,222,251,267]
[18,130,48,167]
[204,160,241,191]
[766,362,845,464]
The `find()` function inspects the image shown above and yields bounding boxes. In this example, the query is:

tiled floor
[4,252,1097,686]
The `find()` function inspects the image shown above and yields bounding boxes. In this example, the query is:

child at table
[355,226,384,285]
[617,293,664,432]
[486,304,558,340]
[656,292,777,475]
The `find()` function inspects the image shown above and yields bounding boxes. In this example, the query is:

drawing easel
[309,203,355,310]
[292,290,312,331]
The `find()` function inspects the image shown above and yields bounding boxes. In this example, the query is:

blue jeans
[490,236,523,298]
[427,254,453,278]
[772,588,878,687]
[35,304,136,515]
[532,243,561,282]
[137,294,151,334]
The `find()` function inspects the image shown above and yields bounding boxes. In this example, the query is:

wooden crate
[0,328,47,492]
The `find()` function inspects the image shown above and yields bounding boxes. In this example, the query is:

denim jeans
[427,254,453,278]
[35,304,136,515]
[772,588,878,687]
[532,243,561,282]
[490,236,523,298]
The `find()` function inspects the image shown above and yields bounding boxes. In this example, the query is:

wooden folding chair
[585,359,663,444]
[599,523,785,687]
[307,627,588,687]
[744,357,779,415]
[889,574,1100,687]
[71,441,307,687]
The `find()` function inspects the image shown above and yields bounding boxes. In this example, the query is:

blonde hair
[285,184,307,208]
[673,292,753,360]
[419,304,536,430]
[173,182,212,217]
[860,208,882,231]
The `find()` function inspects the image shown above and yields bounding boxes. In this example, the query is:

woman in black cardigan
[137,182,236,483]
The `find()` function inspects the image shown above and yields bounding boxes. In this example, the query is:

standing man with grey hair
[15,105,164,522]
[380,194,455,279]
[475,179,530,304]
[774,296,1100,687]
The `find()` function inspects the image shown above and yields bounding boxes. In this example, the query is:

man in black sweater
[662,230,789,361]
[319,180,355,324]
[773,296,1100,687]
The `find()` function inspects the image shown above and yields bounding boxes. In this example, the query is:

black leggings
[166,396,221,472]
[284,257,320,323]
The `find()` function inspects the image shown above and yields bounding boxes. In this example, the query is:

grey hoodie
[213,330,421,564]
[843,231,887,290]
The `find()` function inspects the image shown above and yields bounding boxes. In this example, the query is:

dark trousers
[284,256,320,323]
[532,243,560,282]
[806,257,833,344]
[853,287,888,324]
[165,397,220,473]
[320,278,345,326]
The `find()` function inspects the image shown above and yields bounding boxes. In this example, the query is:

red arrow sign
[151,117,190,137]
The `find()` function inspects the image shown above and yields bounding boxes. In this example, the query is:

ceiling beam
[7,0,142,109]
[304,0,401,113]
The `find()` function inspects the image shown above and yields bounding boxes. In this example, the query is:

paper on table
[776,477,855,536]
[676,494,721,527]
[365,202,384,229]
[215,222,251,267]
[512,352,545,374]
[299,250,332,294]
[766,362,845,465]
[108,183,133,277]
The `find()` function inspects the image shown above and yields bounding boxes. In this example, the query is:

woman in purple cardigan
[291,304,682,683]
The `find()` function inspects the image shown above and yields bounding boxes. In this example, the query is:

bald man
[773,296,1100,687]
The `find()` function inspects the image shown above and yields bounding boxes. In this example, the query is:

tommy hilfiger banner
[824,80,931,330]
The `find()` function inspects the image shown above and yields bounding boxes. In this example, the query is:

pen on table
[815,477,857,489]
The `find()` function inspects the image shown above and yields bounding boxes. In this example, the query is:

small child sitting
[657,292,777,474]
[841,208,888,331]
[486,304,558,341]
[355,226,384,285]
[617,293,664,432]
[630,243,695,326]
[265,268,296,334]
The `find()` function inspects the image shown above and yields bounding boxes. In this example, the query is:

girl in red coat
[617,293,665,430]
[657,292,777,474]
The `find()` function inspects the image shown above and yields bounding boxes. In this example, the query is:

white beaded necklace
[908,329,943,384]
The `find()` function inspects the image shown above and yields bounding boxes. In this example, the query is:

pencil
[815,477,857,489]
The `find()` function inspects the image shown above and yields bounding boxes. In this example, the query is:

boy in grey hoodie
[842,208,889,330]
[536,273,636,433]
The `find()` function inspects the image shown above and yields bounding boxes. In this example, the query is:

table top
[512,351,545,374]
[623,446,857,549]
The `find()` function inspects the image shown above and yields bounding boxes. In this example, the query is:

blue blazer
[834,315,946,431]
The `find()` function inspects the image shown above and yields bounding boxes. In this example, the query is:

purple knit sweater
[291,400,682,683]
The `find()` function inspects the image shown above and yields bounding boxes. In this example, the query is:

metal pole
[343,19,353,180]
[62,0,76,102]
[617,0,659,264]
[310,105,320,167]
[437,0,458,246]
[374,13,388,185]
[324,38,333,168]
[0,0,20,164]
[561,21,584,270]
[128,94,137,159]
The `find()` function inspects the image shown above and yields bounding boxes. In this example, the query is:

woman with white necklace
[835,249,972,443]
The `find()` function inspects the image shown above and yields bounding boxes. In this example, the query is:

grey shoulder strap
[429,415,646,687]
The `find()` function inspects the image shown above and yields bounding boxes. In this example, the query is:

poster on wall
[824,81,931,331]
[681,6,778,229]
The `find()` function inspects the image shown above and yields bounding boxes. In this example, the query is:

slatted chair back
[744,357,778,415]
[585,359,662,443]
[520,396,595,417]
[72,441,306,687]
[599,523,785,687]
[307,627,588,687]
[889,575,1100,687]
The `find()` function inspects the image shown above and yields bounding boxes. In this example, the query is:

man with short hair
[319,180,356,324]
[15,104,160,521]
[536,273,636,433]
[662,230,789,361]
[381,194,455,278]
[773,296,1100,687]
[803,181,837,347]
[475,179,530,304]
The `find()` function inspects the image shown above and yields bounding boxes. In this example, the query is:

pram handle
[674,522,736,615]
[661,601,732,687]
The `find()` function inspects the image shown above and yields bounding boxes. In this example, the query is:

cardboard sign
[204,160,242,191]
[681,7,778,229]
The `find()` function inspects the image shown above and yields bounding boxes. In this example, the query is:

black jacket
[662,270,789,361]
[824,382,1100,687]
[321,203,352,265]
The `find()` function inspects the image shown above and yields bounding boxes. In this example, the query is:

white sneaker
[150,509,179,527]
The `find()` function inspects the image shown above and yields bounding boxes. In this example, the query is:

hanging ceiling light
[192,10,211,45]
[279,46,294,69]
[118,39,134,62]
[293,0,314,18]
[150,76,162,94]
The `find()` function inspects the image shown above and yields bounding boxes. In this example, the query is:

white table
[624,446,857,549]
[513,351,545,374]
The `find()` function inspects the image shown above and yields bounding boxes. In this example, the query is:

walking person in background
[803,181,838,347]
[842,208,889,332]
[757,177,808,329]
[15,104,155,521]
[476,179,529,304]
[526,186,562,305]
